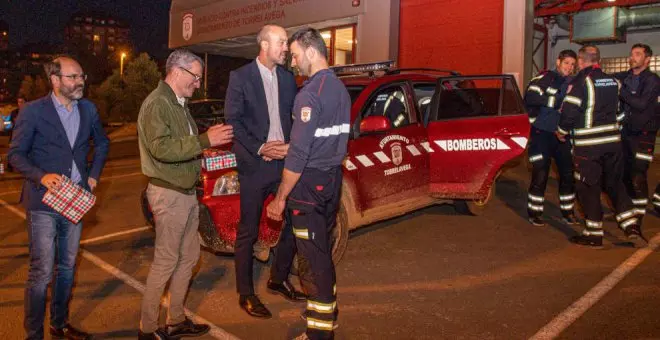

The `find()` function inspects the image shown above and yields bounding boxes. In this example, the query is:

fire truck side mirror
[360,115,390,134]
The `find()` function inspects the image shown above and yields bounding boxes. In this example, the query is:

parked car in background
[189,98,225,133]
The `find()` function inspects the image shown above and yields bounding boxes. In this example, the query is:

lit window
[93,35,100,42]
[1,31,6,36]
[333,26,355,66]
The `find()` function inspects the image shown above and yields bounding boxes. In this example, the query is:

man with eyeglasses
[8,56,109,340]
[137,49,233,340]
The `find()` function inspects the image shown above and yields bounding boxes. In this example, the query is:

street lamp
[120,52,127,78]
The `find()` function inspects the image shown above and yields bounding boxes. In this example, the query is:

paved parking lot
[1,145,659,339]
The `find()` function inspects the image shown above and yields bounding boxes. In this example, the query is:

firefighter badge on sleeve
[301,106,312,122]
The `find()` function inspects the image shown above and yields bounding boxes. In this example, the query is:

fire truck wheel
[197,203,225,252]
[141,187,155,227]
[290,200,349,276]
[454,175,499,216]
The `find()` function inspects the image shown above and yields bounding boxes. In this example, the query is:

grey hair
[165,49,204,75]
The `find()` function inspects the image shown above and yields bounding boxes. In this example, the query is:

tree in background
[17,75,49,101]
[91,52,161,122]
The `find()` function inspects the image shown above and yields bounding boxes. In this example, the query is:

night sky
[0,0,171,59]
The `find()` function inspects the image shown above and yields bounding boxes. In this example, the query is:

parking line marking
[0,197,26,219]
[530,232,660,340]
[80,226,152,245]
[102,171,144,180]
[0,197,239,340]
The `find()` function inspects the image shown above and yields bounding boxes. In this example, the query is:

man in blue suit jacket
[8,56,109,340]
[225,24,305,318]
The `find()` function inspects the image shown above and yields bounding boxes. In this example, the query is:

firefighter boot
[561,213,579,226]
[623,224,648,246]
[569,234,603,248]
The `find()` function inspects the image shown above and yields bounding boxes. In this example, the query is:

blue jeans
[24,210,82,340]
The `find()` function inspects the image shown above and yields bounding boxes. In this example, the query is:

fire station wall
[398,0,505,75]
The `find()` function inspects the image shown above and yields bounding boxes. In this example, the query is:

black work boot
[623,224,648,246]
[561,213,579,226]
[569,234,603,248]
[528,216,545,227]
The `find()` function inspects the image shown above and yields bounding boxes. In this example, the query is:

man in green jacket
[137,49,233,340]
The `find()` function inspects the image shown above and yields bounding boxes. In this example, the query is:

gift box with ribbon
[42,176,96,224]
[201,149,237,171]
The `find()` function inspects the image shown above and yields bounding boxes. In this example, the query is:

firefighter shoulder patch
[300,106,312,122]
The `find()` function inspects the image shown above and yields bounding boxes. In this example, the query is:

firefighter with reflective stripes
[614,44,660,224]
[557,45,644,247]
[524,50,579,226]
[267,28,350,340]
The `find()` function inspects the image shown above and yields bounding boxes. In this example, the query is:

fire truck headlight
[211,171,240,196]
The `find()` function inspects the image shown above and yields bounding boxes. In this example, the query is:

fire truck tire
[290,200,349,276]
[141,188,155,227]
[198,203,229,252]
[454,175,499,216]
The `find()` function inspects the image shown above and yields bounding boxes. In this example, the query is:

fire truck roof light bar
[330,60,395,74]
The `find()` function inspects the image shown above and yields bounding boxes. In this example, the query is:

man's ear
[305,47,316,62]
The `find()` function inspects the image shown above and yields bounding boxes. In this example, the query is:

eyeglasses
[179,67,202,82]
[58,73,88,81]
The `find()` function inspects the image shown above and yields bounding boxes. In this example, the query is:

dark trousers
[288,167,342,340]
[622,129,657,223]
[527,127,576,217]
[573,146,637,236]
[653,183,660,213]
[24,211,82,340]
[235,160,296,296]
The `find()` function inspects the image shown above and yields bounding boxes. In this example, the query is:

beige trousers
[140,184,200,333]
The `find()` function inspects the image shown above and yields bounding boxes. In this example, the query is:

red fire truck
[142,61,530,266]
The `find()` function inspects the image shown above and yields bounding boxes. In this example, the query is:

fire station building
[170,0,660,88]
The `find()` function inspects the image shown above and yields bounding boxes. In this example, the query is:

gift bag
[42,175,96,224]
[201,149,237,171]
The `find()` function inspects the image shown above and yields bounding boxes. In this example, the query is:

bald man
[225,24,305,318]
[9,55,109,340]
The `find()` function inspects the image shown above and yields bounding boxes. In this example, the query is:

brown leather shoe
[239,295,272,318]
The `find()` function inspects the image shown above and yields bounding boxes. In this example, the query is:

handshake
[206,124,234,147]
[259,141,289,162]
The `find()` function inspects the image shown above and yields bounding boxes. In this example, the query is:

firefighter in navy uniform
[557,45,643,247]
[267,28,350,340]
[614,44,660,224]
[525,50,579,226]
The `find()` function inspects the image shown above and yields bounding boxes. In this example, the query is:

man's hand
[40,174,63,193]
[260,141,289,160]
[555,131,567,142]
[88,177,98,192]
[266,198,286,221]
[207,124,234,147]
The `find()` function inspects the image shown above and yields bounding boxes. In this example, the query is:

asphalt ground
[1,141,659,340]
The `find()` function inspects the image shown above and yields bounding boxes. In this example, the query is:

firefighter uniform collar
[304,68,334,86]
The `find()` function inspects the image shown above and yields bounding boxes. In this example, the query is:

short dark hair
[289,27,328,60]
[578,45,600,63]
[558,49,577,61]
[631,43,653,58]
